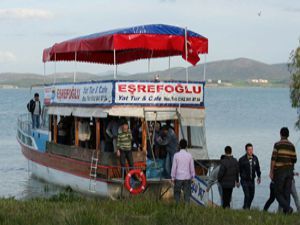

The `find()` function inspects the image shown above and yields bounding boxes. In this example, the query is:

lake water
[0,87,299,210]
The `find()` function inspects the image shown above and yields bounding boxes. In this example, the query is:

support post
[174,120,179,139]
[53,115,57,144]
[168,56,171,79]
[74,52,77,83]
[113,49,117,80]
[185,27,189,83]
[75,117,79,146]
[142,119,147,152]
[43,63,46,84]
[203,54,207,81]
[96,118,101,151]
[54,53,57,84]
[49,115,52,133]
[187,126,192,148]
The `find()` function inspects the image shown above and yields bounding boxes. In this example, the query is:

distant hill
[122,58,290,83]
[0,58,291,87]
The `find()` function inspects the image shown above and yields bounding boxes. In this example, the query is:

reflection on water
[19,176,65,200]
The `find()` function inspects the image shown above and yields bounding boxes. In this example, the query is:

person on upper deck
[27,93,41,129]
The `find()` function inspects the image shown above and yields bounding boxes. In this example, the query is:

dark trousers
[222,187,233,208]
[263,182,275,211]
[120,150,134,177]
[174,179,192,203]
[274,168,293,213]
[241,180,255,209]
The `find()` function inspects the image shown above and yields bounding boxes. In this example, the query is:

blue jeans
[32,114,40,129]
[164,152,174,179]
[241,180,255,209]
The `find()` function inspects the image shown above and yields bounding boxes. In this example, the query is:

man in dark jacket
[218,146,240,208]
[27,93,42,129]
[239,143,261,209]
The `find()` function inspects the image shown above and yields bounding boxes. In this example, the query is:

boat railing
[17,113,32,136]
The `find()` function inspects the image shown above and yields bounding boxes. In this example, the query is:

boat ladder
[89,150,99,192]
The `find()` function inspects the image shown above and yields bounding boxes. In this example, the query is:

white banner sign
[115,81,204,106]
[44,82,113,105]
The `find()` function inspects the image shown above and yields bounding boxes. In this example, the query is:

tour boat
[17,24,212,204]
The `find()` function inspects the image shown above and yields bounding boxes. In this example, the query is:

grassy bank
[0,193,299,225]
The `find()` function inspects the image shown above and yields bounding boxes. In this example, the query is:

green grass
[0,193,299,225]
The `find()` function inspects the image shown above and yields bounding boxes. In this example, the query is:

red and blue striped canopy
[43,24,208,66]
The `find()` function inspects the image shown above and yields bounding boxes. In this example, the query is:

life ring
[124,169,147,195]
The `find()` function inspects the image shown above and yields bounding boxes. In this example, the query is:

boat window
[180,125,206,149]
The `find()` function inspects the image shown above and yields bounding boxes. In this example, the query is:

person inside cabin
[106,117,119,153]
[117,120,133,177]
[58,116,67,145]
[78,118,91,148]
[147,121,162,159]
[166,120,175,131]
[131,118,142,151]
[100,119,106,152]
[27,92,42,129]
[102,118,113,152]
[157,125,178,178]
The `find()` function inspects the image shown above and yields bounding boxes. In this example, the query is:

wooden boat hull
[19,140,173,199]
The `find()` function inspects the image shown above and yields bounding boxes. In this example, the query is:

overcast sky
[0,0,299,74]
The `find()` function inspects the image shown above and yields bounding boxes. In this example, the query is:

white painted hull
[28,159,118,198]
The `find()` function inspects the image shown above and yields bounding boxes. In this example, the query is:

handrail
[17,113,32,136]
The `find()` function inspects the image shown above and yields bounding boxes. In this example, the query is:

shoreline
[0,193,299,225]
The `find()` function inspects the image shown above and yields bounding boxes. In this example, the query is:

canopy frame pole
[74,52,77,83]
[168,56,171,80]
[113,49,117,80]
[176,108,185,140]
[54,53,57,84]
[185,27,189,83]
[203,54,207,81]
[43,63,46,84]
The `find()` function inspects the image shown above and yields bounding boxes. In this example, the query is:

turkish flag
[182,37,200,66]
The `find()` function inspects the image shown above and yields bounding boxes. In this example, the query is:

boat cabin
[35,80,208,178]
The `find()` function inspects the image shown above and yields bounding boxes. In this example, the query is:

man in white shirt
[171,139,195,203]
